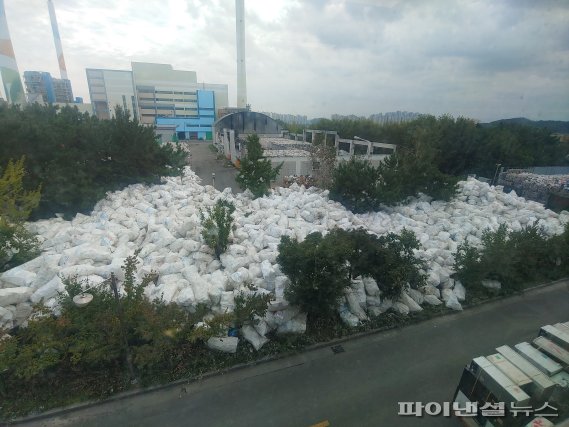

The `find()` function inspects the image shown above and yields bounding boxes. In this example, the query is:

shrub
[329,157,382,213]
[236,134,282,198]
[199,199,236,258]
[0,253,202,386]
[233,286,272,328]
[454,223,568,292]
[0,157,41,271]
[278,233,350,319]
[376,150,458,205]
[277,228,426,318]
[327,227,425,298]
[329,151,458,213]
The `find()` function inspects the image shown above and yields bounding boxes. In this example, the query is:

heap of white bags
[1,169,567,345]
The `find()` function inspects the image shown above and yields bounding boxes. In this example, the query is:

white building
[131,62,228,126]
[86,68,137,120]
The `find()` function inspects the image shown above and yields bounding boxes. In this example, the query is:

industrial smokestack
[235,0,247,108]
[47,0,68,80]
[0,0,25,104]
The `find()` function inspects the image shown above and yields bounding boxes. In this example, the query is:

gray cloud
[2,0,568,121]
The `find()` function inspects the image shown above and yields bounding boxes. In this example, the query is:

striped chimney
[235,0,247,108]
[47,0,68,80]
[0,0,25,104]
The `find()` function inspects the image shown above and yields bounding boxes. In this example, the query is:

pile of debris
[497,170,569,204]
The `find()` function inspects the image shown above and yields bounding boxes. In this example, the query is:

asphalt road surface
[17,281,569,427]
[186,142,240,194]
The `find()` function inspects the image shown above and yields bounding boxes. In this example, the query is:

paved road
[18,281,569,427]
[186,142,240,194]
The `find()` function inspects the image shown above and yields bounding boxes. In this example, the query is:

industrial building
[86,68,137,120]
[23,71,74,104]
[86,62,228,140]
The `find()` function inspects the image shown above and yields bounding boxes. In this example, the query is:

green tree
[0,104,187,219]
[278,232,350,320]
[200,199,236,258]
[0,157,41,271]
[329,157,382,213]
[236,134,282,198]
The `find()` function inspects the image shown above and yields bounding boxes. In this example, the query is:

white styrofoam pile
[1,169,567,350]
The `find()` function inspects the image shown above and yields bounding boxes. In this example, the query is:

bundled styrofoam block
[277,312,307,334]
[366,295,381,307]
[392,301,410,315]
[270,306,300,328]
[210,270,228,291]
[422,284,441,298]
[453,281,466,301]
[400,292,422,312]
[0,287,33,306]
[406,288,424,305]
[339,305,360,327]
[241,324,268,350]
[445,293,463,311]
[14,302,33,326]
[219,291,235,313]
[207,280,225,306]
[423,294,442,305]
[175,287,195,307]
[0,268,37,289]
[182,268,210,305]
[346,291,367,320]
[350,279,367,308]
[253,317,270,336]
[480,279,501,290]
[363,277,380,297]
[207,336,239,353]
[0,306,14,329]
[230,267,250,285]
[378,298,393,313]
[30,276,65,304]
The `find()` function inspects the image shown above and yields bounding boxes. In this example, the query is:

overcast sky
[4,0,569,122]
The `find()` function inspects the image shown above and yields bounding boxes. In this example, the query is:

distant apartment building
[23,71,74,103]
[331,111,420,125]
[263,111,308,125]
[86,62,228,140]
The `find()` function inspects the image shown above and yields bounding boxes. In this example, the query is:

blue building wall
[41,73,56,103]
[155,90,216,140]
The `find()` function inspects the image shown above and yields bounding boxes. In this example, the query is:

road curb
[5,277,568,425]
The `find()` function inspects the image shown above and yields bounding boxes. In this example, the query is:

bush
[329,157,382,213]
[0,253,202,391]
[329,151,458,213]
[278,233,350,319]
[0,104,187,219]
[199,199,236,258]
[277,228,426,318]
[454,223,569,292]
[0,157,41,271]
[327,228,425,298]
[236,134,282,198]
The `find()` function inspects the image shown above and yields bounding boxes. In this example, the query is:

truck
[453,322,569,427]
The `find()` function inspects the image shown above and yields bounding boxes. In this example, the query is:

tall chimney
[235,0,247,108]
[0,0,25,104]
[47,0,68,80]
